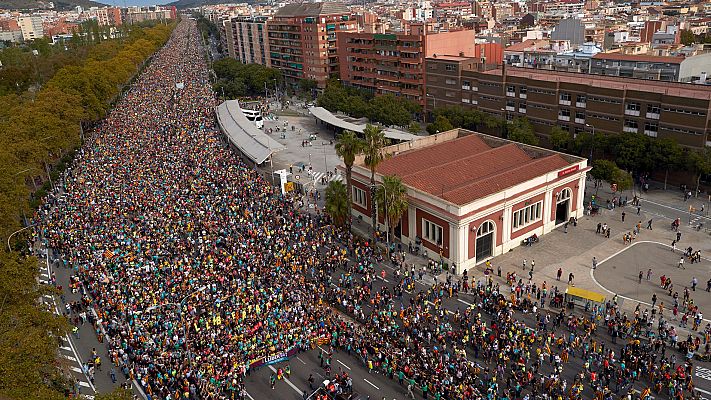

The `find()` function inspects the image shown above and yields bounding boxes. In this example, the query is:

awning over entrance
[565,286,605,303]
[308,106,419,142]
[216,100,285,164]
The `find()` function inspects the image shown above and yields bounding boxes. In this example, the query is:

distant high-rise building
[224,16,270,66]
[267,2,358,88]
[18,16,44,41]
[338,24,478,108]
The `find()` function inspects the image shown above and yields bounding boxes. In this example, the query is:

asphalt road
[594,241,711,315]
[237,238,711,400]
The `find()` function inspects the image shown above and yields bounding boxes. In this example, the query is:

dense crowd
[36,19,710,400]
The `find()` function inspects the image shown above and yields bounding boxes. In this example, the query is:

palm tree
[324,180,349,227]
[362,124,389,184]
[362,124,389,241]
[376,175,409,244]
[335,130,364,228]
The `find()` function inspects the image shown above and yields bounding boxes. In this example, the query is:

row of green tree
[317,79,421,128]
[0,22,175,400]
[212,57,283,99]
[427,105,711,191]
[0,21,168,97]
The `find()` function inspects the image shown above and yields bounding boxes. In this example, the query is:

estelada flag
[103,249,116,260]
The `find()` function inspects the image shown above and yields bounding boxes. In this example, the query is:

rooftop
[373,132,573,206]
[274,2,350,17]
[480,66,711,100]
[591,52,685,63]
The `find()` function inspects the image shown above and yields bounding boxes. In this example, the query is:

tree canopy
[0,21,175,400]
[317,79,420,127]
[212,58,282,99]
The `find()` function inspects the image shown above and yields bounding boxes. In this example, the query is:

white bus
[241,108,264,129]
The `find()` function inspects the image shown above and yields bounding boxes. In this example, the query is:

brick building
[425,57,711,149]
[337,24,476,108]
[223,16,270,66]
[348,129,588,273]
[267,2,358,88]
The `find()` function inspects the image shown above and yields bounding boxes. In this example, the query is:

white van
[241,108,264,129]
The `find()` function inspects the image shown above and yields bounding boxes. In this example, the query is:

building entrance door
[475,221,495,263]
[555,188,572,225]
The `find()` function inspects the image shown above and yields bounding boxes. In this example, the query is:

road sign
[284,182,295,192]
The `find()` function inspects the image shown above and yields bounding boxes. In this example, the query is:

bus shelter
[564,286,605,311]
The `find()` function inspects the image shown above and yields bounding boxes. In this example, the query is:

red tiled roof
[591,52,685,63]
[375,135,571,206]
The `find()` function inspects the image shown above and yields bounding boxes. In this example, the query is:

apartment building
[224,16,270,66]
[425,56,711,149]
[266,2,358,88]
[18,16,43,40]
[337,24,476,107]
[590,52,711,82]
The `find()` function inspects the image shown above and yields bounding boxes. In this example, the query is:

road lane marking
[590,240,711,325]
[363,378,380,390]
[244,390,255,400]
[44,247,96,393]
[457,299,473,307]
[296,356,307,365]
[268,365,303,395]
[336,359,351,370]
[697,387,711,395]
[62,354,77,362]
[78,381,91,388]
[70,366,83,373]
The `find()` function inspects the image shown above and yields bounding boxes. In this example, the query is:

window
[512,202,542,229]
[445,64,456,71]
[477,221,494,236]
[560,93,571,101]
[507,85,515,93]
[624,119,638,128]
[520,86,527,94]
[445,91,455,98]
[626,102,641,111]
[353,187,367,208]
[445,78,457,85]
[423,219,443,245]
[506,100,515,108]
[647,104,660,114]
[519,102,527,111]
[575,111,585,120]
[644,121,658,132]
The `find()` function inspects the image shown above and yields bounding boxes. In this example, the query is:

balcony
[518,108,527,114]
[471,100,478,105]
[576,101,586,108]
[506,91,515,97]
[519,93,527,99]
[575,118,585,124]
[644,130,658,137]
[558,115,570,122]
[646,112,660,119]
[462,85,471,90]
[506,106,516,111]
[559,99,571,106]
[624,109,640,116]
[623,126,638,133]
[472,86,478,92]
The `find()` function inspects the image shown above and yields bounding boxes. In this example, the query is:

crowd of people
[34,18,711,400]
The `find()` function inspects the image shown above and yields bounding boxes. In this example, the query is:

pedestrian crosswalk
[311,171,343,185]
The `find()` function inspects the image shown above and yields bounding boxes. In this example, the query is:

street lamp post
[371,182,388,244]
[142,285,207,370]
[585,123,595,163]
[7,224,36,252]
[426,93,436,122]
